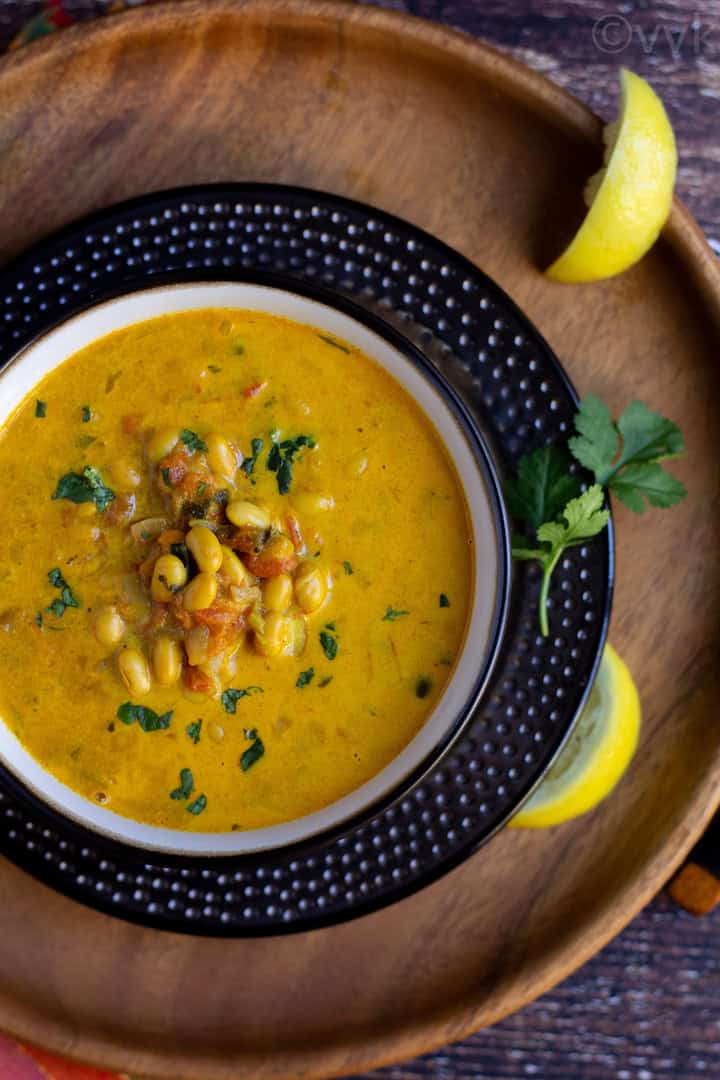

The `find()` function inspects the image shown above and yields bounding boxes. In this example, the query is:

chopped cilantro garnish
[382,606,410,622]
[439,593,450,608]
[319,630,338,661]
[296,667,315,688]
[35,400,46,418]
[117,701,172,732]
[161,467,173,489]
[266,432,316,495]
[318,676,333,688]
[35,611,43,627]
[197,481,209,497]
[221,685,264,714]
[186,718,203,744]
[416,676,433,699]
[181,429,208,453]
[317,333,350,354]
[53,466,115,512]
[240,735,265,772]
[82,406,92,423]
[232,343,246,356]
[45,568,80,618]
[187,794,207,815]
[342,561,353,575]
[170,768,194,801]
[241,437,264,477]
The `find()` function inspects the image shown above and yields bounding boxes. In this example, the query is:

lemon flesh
[510,643,640,828]
[546,69,677,283]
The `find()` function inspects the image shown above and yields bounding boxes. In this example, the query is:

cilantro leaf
[342,561,353,575]
[53,466,115,512]
[181,429,208,453]
[568,396,686,511]
[319,630,338,661]
[187,794,207,815]
[117,702,173,732]
[439,593,450,608]
[170,768,194,801]
[296,667,315,688]
[266,432,316,495]
[45,569,80,618]
[317,333,350,354]
[609,462,687,513]
[186,719,203,744]
[503,445,581,533]
[567,395,619,481]
[221,685,263,714]
[416,676,433,699]
[241,437,264,477]
[240,735,265,772]
[382,607,410,622]
[35,400,46,418]
[82,405,92,423]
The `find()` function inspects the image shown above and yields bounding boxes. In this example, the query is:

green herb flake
[82,405,92,423]
[161,467,173,489]
[241,437,264,477]
[187,794,207,815]
[35,400,47,418]
[266,432,316,495]
[170,768,194,801]
[186,718,203,744]
[318,676,334,688]
[232,343,246,356]
[197,481,209,497]
[416,676,433,699]
[342,561,353,575]
[45,568,80,618]
[181,428,209,454]
[439,593,450,608]
[208,364,222,373]
[221,685,264,714]
[382,606,410,622]
[52,465,115,512]
[317,334,350,354]
[117,701,173,732]
[319,630,338,661]
[35,611,43,628]
[240,736,265,772]
[296,667,315,688]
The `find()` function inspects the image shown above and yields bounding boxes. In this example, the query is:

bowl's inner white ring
[0,283,500,855]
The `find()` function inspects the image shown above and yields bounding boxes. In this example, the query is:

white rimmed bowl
[0,276,510,857]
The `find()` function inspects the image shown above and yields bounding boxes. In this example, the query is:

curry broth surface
[0,310,472,831]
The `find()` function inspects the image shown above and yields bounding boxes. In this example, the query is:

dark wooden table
[1,2,719,1078]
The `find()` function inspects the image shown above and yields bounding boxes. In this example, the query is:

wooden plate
[0,2,718,1076]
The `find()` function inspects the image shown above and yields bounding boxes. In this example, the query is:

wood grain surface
[0,2,718,1079]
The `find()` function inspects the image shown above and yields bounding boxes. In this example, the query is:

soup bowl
[0,275,510,857]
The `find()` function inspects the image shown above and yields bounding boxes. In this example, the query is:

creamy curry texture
[0,310,473,831]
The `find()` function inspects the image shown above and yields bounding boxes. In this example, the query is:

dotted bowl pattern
[0,185,612,935]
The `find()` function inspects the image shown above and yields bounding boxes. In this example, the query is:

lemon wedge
[546,69,677,283]
[510,642,640,828]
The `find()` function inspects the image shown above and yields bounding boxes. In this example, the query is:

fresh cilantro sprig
[506,395,686,635]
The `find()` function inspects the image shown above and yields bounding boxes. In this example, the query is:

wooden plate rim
[0,1,718,1076]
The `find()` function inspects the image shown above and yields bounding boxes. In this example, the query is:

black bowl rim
[0,182,614,936]
[0,266,512,865]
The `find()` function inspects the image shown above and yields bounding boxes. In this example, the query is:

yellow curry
[0,310,472,831]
